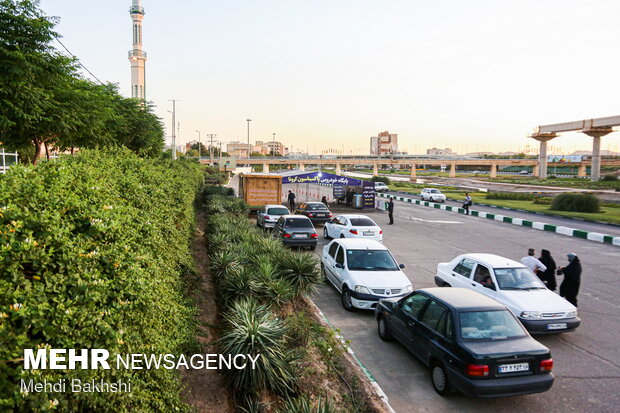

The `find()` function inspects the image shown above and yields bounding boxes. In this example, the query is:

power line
[53,36,105,85]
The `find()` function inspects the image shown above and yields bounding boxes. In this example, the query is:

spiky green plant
[220,299,297,395]
[217,267,260,304]
[276,395,339,413]
[209,250,243,280]
[278,252,321,297]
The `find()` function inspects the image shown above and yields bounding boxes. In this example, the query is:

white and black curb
[308,301,396,413]
[377,193,620,247]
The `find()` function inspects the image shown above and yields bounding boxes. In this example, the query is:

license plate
[363,231,374,236]
[498,363,529,373]
[293,234,307,238]
[315,214,325,217]
[547,323,567,330]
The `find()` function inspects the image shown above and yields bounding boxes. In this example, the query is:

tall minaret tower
[128,0,146,100]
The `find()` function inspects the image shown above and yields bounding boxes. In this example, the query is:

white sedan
[420,188,447,202]
[321,239,413,311]
[256,204,290,228]
[323,215,383,242]
[433,253,580,333]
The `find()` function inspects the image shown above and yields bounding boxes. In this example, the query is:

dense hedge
[551,193,600,213]
[485,192,536,201]
[0,149,203,412]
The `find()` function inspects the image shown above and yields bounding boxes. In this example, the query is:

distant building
[370,131,398,155]
[426,147,455,155]
[228,140,287,156]
[227,141,252,158]
[571,150,619,156]
[464,152,494,157]
[498,151,518,156]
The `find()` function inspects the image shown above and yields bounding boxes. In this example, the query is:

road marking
[406,216,462,224]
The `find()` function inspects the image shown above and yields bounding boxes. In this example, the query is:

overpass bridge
[202,156,620,180]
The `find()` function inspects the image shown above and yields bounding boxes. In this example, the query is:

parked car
[321,239,412,311]
[375,288,554,397]
[518,170,530,175]
[323,215,383,242]
[257,204,290,228]
[374,182,389,192]
[420,188,447,203]
[433,254,580,333]
[273,215,318,250]
[295,202,333,224]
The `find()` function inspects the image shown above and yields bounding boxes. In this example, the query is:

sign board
[362,181,375,209]
[547,155,583,163]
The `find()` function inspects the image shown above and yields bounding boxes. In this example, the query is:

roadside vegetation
[0,149,204,411]
[204,189,375,412]
[482,176,620,190]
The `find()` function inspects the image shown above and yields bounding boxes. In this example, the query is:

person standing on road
[538,249,557,290]
[559,253,581,307]
[288,190,296,211]
[387,198,394,225]
[463,193,472,215]
[321,196,328,207]
[520,248,547,275]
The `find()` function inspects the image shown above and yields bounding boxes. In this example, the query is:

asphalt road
[304,202,620,413]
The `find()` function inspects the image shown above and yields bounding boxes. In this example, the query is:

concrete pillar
[263,163,269,172]
[538,140,548,179]
[490,163,497,178]
[373,163,379,176]
[533,165,539,176]
[577,164,586,177]
[335,163,342,175]
[299,163,305,171]
[410,163,417,181]
[449,163,456,178]
[583,127,612,182]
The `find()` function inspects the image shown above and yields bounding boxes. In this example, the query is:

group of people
[520,248,582,306]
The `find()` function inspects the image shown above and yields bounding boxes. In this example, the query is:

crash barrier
[376,193,620,247]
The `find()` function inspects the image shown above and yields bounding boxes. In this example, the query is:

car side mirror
[399,264,406,269]
[335,263,344,269]
[483,283,496,291]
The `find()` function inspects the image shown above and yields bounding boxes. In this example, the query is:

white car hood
[500,289,576,312]
[350,270,411,289]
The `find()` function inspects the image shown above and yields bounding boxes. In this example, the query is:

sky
[39,0,620,155]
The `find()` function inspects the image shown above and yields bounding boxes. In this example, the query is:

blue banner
[282,172,364,186]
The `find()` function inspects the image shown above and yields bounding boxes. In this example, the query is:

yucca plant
[277,252,321,297]
[254,236,284,257]
[276,395,339,413]
[220,299,297,395]
[209,250,243,280]
[217,267,260,305]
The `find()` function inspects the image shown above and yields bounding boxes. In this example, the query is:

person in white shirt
[521,248,547,274]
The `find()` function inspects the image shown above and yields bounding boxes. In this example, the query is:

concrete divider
[376,193,620,247]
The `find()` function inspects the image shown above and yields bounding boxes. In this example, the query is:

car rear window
[459,310,527,341]
[285,218,313,228]
[267,208,289,215]
[350,218,376,226]
[307,204,328,210]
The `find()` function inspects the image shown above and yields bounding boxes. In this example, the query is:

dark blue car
[375,288,554,398]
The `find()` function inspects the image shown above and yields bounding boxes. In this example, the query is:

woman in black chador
[559,253,582,307]
[538,249,557,290]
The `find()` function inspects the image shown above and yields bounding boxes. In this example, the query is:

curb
[377,193,620,247]
[307,300,396,413]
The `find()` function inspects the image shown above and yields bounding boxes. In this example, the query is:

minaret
[128,0,146,100]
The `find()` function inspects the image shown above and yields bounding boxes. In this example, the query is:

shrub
[0,149,203,411]
[485,192,535,201]
[601,174,618,182]
[551,193,600,213]
[278,252,322,297]
[276,395,338,413]
[548,175,557,179]
[533,197,553,205]
[371,176,390,184]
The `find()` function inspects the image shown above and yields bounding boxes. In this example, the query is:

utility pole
[246,119,252,160]
[195,130,201,160]
[169,99,179,160]
[272,132,276,156]
[207,134,217,166]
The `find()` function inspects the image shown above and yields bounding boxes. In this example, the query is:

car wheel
[442,282,451,287]
[430,197,434,202]
[324,227,330,239]
[431,362,450,396]
[256,219,261,227]
[341,288,355,312]
[321,263,329,283]
[378,316,393,341]
[310,245,316,251]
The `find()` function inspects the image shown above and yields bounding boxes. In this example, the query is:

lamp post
[195,130,201,160]
[272,132,276,156]
[246,119,252,160]
[207,134,217,166]
[168,100,179,160]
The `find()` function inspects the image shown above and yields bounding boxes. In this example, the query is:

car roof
[418,288,506,311]
[264,204,288,209]
[335,238,386,250]
[457,253,525,269]
[336,214,373,219]
[281,214,311,220]
[423,188,442,191]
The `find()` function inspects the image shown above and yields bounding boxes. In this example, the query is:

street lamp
[246,119,252,159]
[207,134,217,166]
[272,132,276,156]
[195,130,201,160]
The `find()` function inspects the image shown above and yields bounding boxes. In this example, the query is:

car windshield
[350,218,376,226]
[494,268,547,290]
[307,204,328,210]
[346,250,399,271]
[267,208,289,215]
[459,310,527,341]
[285,219,313,228]
[430,189,441,194]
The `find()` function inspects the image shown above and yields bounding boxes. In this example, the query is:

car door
[390,293,430,353]
[326,216,338,236]
[257,206,267,226]
[471,263,498,299]
[411,299,450,366]
[332,244,347,289]
[274,217,285,239]
[339,217,350,237]
[450,258,476,288]
[324,241,340,285]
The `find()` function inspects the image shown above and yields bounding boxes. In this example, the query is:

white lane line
[407,216,463,224]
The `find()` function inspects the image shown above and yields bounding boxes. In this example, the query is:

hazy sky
[40,0,620,154]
